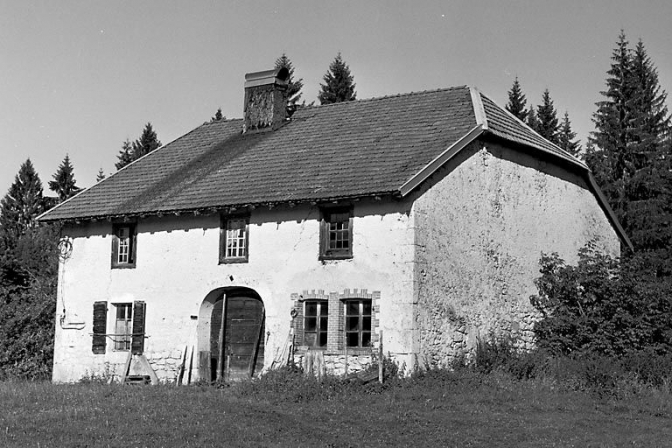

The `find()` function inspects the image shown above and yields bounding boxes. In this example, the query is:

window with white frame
[220,216,249,263]
[112,223,136,268]
[114,303,133,351]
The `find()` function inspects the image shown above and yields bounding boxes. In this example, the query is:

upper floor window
[220,216,249,263]
[112,223,136,268]
[320,207,353,260]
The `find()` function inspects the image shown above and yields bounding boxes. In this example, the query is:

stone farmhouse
[39,68,630,383]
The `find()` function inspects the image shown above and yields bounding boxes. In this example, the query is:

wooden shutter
[131,301,146,355]
[92,301,107,354]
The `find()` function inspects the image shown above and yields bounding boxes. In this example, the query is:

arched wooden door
[210,293,265,380]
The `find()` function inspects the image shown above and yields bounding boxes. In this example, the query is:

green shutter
[92,301,107,354]
[131,301,146,355]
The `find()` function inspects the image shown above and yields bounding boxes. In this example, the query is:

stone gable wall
[411,140,620,367]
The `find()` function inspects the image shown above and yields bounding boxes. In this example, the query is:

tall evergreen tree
[115,139,134,170]
[96,168,106,182]
[505,76,529,122]
[318,53,357,105]
[536,89,560,144]
[132,122,162,159]
[115,123,162,170]
[527,105,540,132]
[275,53,304,105]
[0,159,45,246]
[48,155,81,202]
[588,31,672,260]
[557,112,581,157]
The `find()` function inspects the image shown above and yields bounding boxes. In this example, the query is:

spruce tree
[505,76,529,122]
[115,123,161,170]
[318,53,357,105]
[115,139,134,170]
[132,122,162,159]
[527,105,540,132]
[48,154,81,202]
[588,31,672,260]
[275,53,304,105]
[96,168,106,182]
[557,112,581,157]
[0,159,45,246]
[536,89,560,144]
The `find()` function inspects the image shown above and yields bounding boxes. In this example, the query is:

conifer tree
[527,105,540,132]
[96,168,106,182]
[0,159,45,246]
[505,76,529,122]
[211,108,224,122]
[115,139,134,170]
[275,53,304,105]
[557,112,581,157]
[132,122,162,159]
[48,155,81,202]
[588,31,672,259]
[115,123,162,170]
[536,89,560,144]
[318,53,357,105]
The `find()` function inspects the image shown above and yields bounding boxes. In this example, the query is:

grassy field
[1,369,671,448]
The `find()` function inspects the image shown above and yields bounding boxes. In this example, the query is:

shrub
[530,244,672,358]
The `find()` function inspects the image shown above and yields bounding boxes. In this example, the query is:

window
[91,301,146,355]
[112,223,136,268]
[220,216,249,263]
[320,208,353,259]
[304,301,328,348]
[114,304,133,351]
[345,300,372,348]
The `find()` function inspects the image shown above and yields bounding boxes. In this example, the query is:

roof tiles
[39,86,579,221]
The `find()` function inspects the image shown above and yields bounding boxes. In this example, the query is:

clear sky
[1,0,671,198]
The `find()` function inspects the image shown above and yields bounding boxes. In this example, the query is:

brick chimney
[243,67,289,133]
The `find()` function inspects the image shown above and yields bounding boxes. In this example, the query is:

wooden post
[344,343,348,377]
[248,310,265,377]
[378,330,384,384]
[198,351,211,382]
[216,294,227,381]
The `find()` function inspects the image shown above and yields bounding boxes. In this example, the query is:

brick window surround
[291,289,380,353]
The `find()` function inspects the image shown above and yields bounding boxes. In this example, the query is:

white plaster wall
[53,198,416,382]
[411,140,621,367]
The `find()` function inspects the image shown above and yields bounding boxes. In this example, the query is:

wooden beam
[216,294,227,381]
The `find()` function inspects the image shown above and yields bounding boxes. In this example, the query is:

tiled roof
[39,86,582,222]
[478,92,586,168]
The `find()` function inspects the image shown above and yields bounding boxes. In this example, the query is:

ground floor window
[92,301,146,354]
[292,290,378,352]
[114,303,133,351]
[344,299,372,348]
[304,300,328,348]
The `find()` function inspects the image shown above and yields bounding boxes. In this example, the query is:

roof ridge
[311,86,471,109]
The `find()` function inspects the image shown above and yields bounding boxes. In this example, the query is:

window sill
[219,257,249,264]
[319,253,353,261]
[112,263,136,269]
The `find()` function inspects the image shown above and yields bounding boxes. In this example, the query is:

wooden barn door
[210,294,265,381]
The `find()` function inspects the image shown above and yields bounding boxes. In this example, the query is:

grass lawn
[1,371,671,447]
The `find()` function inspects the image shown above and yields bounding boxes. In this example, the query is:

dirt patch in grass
[1,371,671,447]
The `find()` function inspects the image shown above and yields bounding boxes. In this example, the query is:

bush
[530,244,672,357]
